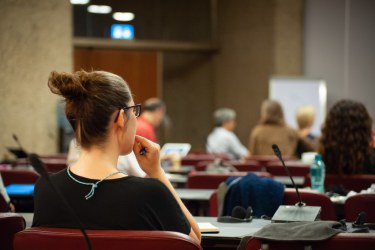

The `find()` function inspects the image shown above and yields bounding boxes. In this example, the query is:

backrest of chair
[14,227,202,250]
[208,190,218,216]
[282,188,336,220]
[304,174,375,192]
[265,161,310,177]
[195,161,214,171]
[187,171,247,189]
[195,160,263,172]
[0,170,40,186]
[345,193,375,222]
[230,161,263,172]
[181,154,224,167]
[187,171,271,189]
[0,213,26,250]
[41,159,67,173]
[246,155,294,167]
[245,233,375,250]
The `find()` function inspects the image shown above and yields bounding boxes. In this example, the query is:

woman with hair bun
[32,70,201,243]
[319,99,375,175]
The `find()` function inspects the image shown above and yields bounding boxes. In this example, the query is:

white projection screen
[269,77,327,136]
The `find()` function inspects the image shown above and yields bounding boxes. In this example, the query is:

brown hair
[260,100,285,126]
[319,99,373,174]
[48,70,132,148]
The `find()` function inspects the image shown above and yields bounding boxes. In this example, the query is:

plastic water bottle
[310,154,325,193]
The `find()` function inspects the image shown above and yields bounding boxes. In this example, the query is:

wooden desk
[162,165,194,175]
[165,173,188,188]
[274,176,304,186]
[176,189,215,201]
[196,216,270,249]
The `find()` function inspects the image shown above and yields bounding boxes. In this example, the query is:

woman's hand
[133,135,163,177]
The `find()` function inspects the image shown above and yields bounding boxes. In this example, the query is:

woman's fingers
[134,135,160,154]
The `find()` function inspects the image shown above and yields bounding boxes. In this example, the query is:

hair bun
[48,70,89,100]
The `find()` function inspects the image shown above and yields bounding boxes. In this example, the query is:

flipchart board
[269,77,327,136]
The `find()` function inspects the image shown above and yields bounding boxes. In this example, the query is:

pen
[140,148,147,156]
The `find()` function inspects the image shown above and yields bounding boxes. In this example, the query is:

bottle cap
[315,154,322,161]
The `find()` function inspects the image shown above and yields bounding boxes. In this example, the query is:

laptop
[160,143,191,157]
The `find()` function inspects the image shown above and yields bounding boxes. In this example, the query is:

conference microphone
[272,144,304,207]
[28,154,92,250]
[270,144,321,223]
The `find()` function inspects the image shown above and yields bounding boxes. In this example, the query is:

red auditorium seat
[12,158,67,173]
[14,227,202,250]
[345,193,375,222]
[0,213,25,250]
[265,161,310,177]
[283,188,336,221]
[245,233,375,250]
[246,155,294,167]
[304,174,375,193]
[0,169,39,186]
[208,190,218,216]
[208,188,336,220]
[195,160,263,172]
[181,154,229,167]
[39,158,67,173]
[187,171,271,189]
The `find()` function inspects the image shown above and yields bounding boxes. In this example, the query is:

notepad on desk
[198,222,220,233]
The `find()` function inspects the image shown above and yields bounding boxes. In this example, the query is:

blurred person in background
[320,99,375,174]
[206,108,249,160]
[296,105,317,147]
[136,98,166,142]
[249,100,307,157]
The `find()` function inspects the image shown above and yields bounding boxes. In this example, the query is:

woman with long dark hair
[320,99,375,175]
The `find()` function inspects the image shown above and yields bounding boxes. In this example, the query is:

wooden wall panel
[74,48,159,104]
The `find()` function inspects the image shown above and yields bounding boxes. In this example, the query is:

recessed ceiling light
[113,12,135,22]
[70,0,90,4]
[87,5,112,14]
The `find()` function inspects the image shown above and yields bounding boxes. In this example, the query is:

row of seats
[0,213,202,250]
[4,163,375,194]
[209,188,375,222]
[1,212,374,250]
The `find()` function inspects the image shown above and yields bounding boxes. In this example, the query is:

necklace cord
[67,167,126,200]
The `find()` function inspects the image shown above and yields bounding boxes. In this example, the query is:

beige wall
[0,0,72,158]
[213,0,303,148]
[304,0,375,118]
[163,52,214,148]
[163,0,304,150]
[0,0,304,155]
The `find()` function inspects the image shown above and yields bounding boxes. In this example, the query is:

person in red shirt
[136,98,166,142]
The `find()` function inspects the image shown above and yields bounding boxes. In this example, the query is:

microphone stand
[272,144,305,207]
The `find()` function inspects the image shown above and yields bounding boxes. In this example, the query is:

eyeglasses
[114,104,142,122]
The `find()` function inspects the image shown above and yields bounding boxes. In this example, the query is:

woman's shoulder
[122,177,170,194]
[251,125,265,135]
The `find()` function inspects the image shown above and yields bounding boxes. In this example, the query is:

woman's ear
[116,109,127,130]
